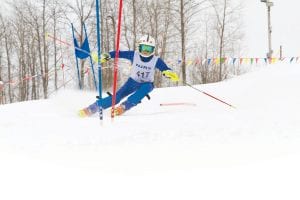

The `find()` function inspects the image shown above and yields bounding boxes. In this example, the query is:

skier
[79,34,179,117]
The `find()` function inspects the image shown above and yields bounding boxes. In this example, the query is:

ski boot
[112,105,126,116]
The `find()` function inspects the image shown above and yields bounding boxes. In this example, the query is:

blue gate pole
[71,23,82,89]
[95,0,103,120]
[83,22,98,91]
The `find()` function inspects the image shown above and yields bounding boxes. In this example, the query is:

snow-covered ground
[1,63,300,200]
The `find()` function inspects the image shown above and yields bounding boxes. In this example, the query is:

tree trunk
[219,0,227,81]
[4,31,13,103]
[0,51,4,104]
[180,0,186,84]
[132,0,137,50]
[42,0,49,98]
[53,9,58,91]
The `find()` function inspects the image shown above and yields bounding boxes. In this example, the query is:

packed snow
[1,63,300,200]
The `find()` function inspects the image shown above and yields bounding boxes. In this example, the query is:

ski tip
[230,105,237,109]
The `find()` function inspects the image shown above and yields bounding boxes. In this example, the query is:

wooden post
[280,45,282,60]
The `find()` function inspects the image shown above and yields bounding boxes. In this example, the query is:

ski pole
[183,81,236,109]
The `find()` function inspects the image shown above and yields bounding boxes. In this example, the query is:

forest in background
[0,0,244,104]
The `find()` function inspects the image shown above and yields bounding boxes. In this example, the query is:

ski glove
[101,52,111,63]
[162,70,179,82]
[92,52,111,63]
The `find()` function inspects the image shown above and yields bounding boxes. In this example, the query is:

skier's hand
[162,70,179,82]
[101,52,111,63]
[92,52,111,63]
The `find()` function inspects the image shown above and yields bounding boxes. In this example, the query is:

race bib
[130,51,158,83]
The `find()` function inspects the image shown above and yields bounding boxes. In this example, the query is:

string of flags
[177,57,300,67]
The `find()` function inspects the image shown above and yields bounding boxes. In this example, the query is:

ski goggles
[139,44,155,53]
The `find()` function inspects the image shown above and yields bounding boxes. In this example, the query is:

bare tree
[48,0,67,91]
[15,1,50,99]
[0,14,4,104]
[210,0,243,81]
[26,29,38,100]
[173,0,208,85]
[122,0,141,50]
[1,15,15,103]
[42,0,49,98]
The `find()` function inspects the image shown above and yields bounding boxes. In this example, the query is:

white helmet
[138,35,156,57]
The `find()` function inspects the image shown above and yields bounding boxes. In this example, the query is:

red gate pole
[111,0,123,118]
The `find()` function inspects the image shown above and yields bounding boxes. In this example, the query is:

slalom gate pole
[83,22,97,91]
[111,0,123,119]
[71,23,82,89]
[95,0,103,121]
[184,81,236,109]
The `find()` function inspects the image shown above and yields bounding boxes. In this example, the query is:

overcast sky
[0,0,299,58]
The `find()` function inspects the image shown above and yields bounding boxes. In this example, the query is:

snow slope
[1,63,300,200]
